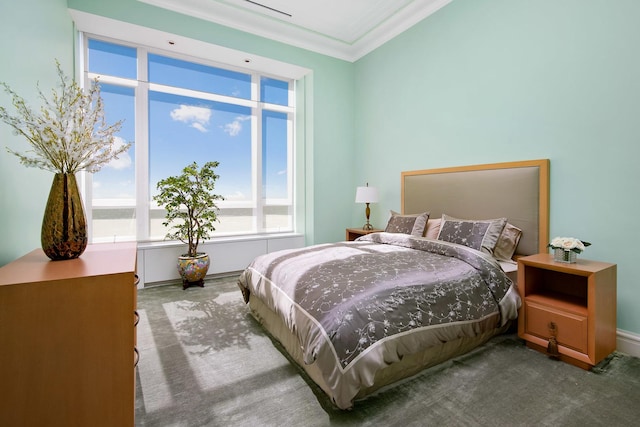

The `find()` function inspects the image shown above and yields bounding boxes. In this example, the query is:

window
[82,36,295,243]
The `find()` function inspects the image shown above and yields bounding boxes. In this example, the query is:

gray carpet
[135,277,640,426]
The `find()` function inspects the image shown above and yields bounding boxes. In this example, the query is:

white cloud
[223,115,251,137]
[277,169,287,175]
[105,136,132,170]
[191,122,207,133]
[224,121,242,136]
[170,105,211,133]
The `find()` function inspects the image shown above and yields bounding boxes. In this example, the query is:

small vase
[553,248,577,263]
[41,173,88,260]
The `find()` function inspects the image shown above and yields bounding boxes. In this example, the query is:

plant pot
[553,248,577,263]
[177,253,210,289]
[41,173,88,260]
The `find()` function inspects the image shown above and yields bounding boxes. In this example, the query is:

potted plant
[0,60,130,260]
[153,161,224,289]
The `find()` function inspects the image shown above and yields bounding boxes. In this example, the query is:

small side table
[517,253,616,369]
[346,227,383,241]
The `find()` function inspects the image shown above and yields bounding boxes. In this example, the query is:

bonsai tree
[153,161,224,257]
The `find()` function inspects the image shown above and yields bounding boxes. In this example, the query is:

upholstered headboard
[401,159,549,256]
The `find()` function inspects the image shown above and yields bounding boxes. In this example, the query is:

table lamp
[355,183,379,230]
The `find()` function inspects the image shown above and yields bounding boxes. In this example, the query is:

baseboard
[142,271,242,288]
[617,329,640,357]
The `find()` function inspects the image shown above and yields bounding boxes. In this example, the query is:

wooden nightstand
[517,253,617,370]
[346,227,383,241]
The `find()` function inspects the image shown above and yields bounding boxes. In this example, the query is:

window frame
[79,33,297,243]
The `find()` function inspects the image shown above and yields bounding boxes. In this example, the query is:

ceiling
[139,0,452,62]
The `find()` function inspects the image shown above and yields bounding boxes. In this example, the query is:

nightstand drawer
[525,301,588,353]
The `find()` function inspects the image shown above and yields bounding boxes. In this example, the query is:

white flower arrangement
[0,60,130,174]
[548,237,591,254]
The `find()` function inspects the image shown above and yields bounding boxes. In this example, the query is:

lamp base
[362,223,373,231]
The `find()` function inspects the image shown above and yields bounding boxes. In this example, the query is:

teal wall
[0,0,74,265]
[354,0,640,334]
[1,0,638,335]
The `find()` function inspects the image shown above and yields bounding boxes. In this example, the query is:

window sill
[136,232,303,250]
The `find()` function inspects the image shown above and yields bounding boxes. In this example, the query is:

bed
[238,159,549,409]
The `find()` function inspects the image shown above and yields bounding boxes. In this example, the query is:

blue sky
[88,39,289,204]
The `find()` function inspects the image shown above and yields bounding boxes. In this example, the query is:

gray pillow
[437,214,507,254]
[385,210,430,236]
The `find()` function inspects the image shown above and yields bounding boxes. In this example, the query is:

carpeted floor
[135,276,640,426]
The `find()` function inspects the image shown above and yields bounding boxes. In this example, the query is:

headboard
[401,159,549,256]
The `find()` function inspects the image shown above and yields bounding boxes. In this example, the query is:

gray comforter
[238,232,521,408]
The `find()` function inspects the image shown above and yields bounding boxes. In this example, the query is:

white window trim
[73,12,311,244]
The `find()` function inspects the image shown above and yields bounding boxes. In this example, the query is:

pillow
[436,214,507,254]
[493,223,523,261]
[425,218,442,240]
[385,210,430,236]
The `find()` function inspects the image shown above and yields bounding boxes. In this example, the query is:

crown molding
[350,0,452,60]
[138,0,452,62]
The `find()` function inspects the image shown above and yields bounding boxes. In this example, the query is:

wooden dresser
[0,243,138,427]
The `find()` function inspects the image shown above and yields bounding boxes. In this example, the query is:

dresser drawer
[525,301,588,353]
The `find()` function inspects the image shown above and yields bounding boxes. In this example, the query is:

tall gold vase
[41,173,88,260]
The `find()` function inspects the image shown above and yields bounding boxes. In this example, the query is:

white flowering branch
[0,60,131,174]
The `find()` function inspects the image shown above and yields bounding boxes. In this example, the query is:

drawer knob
[546,321,560,359]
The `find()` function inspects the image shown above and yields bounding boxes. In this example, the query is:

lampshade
[355,185,379,204]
